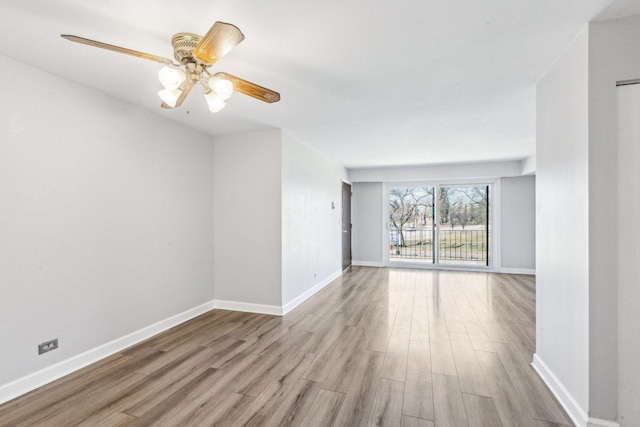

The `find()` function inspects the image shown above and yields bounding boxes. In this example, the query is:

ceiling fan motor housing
[171,33,212,67]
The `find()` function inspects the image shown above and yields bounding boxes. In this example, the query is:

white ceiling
[0,0,633,168]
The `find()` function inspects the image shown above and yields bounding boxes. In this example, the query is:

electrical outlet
[38,339,58,355]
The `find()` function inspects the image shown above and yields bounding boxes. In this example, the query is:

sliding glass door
[387,183,492,268]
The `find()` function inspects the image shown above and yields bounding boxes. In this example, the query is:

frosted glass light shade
[210,77,233,100]
[158,67,186,91]
[158,88,181,107]
[204,92,226,113]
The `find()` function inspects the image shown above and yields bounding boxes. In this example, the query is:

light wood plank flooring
[0,267,573,426]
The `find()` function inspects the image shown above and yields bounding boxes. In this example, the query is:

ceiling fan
[61,21,280,113]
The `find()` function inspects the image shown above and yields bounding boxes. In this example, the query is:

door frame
[342,181,352,272]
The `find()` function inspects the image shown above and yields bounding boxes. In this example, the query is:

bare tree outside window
[389,187,434,257]
[389,188,428,248]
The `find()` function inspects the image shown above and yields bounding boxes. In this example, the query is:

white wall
[213,129,282,309]
[352,182,384,265]
[588,14,640,424]
[500,176,536,271]
[0,55,215,387]
[213,130,347,313]
[534,26,590,423]
[281,133,343,309]
[616,84,640,427]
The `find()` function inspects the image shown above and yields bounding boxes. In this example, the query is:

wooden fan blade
[215,72,280,103]
[193,22,245,65]
[174,80,194,108]
[61,35,177,66]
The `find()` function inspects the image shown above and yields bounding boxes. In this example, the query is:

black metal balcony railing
[389,228,489,264]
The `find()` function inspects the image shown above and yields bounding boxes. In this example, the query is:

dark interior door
[342,182,352,271]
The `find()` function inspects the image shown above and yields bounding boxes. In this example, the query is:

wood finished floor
[0,267,573,427]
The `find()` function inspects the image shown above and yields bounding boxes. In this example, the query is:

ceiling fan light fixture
[210,77,234,100]
[158,66,186,91]
[158,88,182,108]
[204,91,226,113]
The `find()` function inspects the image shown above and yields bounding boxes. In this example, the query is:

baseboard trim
[587,418,620,427]
[0,300,216,406]
[282,269,342,315]
[213,299,283,316]
[499,267,536,275]
[352,260,384,267]
[531,353,588,427]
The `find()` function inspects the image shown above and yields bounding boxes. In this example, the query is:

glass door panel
[438,185,490,266]
[388,187,435,263]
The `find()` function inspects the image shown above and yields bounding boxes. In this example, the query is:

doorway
[387,183,492,268]
[342,182,352,271]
